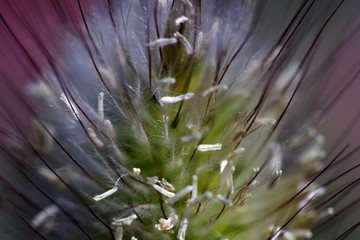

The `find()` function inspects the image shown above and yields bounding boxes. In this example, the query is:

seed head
[1,0,360,240]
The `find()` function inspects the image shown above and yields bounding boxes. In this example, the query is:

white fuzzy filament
[197,143,222,152]
[93,186,118,202]
[160,93,194,104]
[152,184,175,198]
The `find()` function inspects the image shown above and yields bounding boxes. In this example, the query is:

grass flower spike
[1,0,360,240]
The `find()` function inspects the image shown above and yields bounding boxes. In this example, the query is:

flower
[1,0,360,240]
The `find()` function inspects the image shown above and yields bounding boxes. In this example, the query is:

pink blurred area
[0,0,85,143]
[0,0,83,83]
[0,0,359,147]
[315,11,360,149]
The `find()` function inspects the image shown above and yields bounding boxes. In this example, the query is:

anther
[104,119,116,139]
[98,92,105,121]
[153,184,176,198]
[219,160,235,191]
[216,194,232,206]
[160,93,194,104]
[197,143,222,152]
[132,168,141,175]
[155,214,178,233]
[202,85,228,97]
[153,77,176,89]
[115,226,123,240]
[177,210,190,240]
[186,192,211,205]
[255,117,276,125]
[93,178,122,202]
[148,38,177,48]
[191,175,198,199]
[87,128,104,148]
[175,16,189,25]
[174,32,193,55]
[93,186,118,202]
[167,186,194,204]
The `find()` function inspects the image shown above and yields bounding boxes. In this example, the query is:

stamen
[202,85,228,97]
[167,186,194,204]
[112,214,138,226]
[115,226,123,240]
[186,192,211,205]
[155,214,178,233]
[153,184,175,198]
[152,77,176,93]
[132,168,141,175]
[148,38,177,48]
[175,16,189,25]
[255,117,276,125]
[87,128,104,148]
[218,160,235,191]
[177,210,190,240]
[191,175,198,199]
[98,92,105,121]
[160,93,194,104]
[104,119,116,139]
[31,204,59,228]
[156,77,176,85]
[197,143,222,152]
[174,32,193,55]
[216,194,232,206]
[93,177,123,202]
[93,186,118,202]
